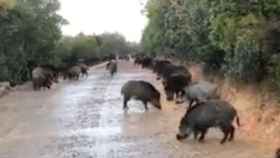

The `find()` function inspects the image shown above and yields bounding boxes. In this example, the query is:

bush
[223,38,260,82]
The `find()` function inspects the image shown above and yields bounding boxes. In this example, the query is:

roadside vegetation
[0,0,137,84]
[2,0,280,92]
[142,0,280,86]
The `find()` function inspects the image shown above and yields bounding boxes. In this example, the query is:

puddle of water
[63,127,122,137]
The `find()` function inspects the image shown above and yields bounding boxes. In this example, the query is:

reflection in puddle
[62,127,121,137]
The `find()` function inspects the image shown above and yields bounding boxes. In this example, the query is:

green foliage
[0,0,135,84]
[209,0,280,81]
[142,0,280,84]
[142,0,220,62]
[97,33,130,57]
[271,55,280,88]
[55,33,132,66]
[0,0,65,83]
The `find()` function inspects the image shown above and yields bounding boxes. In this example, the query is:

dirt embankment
[189,64,280,149]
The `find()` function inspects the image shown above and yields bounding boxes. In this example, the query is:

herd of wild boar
[31,55,124,90]
[31,55,280,155]
[127,56,280,155]
[122,56,239,144]
[31,63,90,90]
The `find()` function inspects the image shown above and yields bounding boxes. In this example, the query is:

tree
[142,0,280,83]
[209,0,280,81]
[0,0,66,83]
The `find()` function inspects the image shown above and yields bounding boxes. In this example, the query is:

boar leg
[143,101,148,111]
[220,126,230,144]
[198,129,208,142]
[228,125,235,142]
[123,97,129,110]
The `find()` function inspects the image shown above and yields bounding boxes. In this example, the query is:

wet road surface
[0,61,274,158]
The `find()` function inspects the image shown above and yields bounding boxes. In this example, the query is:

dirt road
[0,61,274,158]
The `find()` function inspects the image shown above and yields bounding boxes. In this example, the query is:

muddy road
[0,61,273,158]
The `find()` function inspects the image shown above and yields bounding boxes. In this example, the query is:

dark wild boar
[106,60,118,76]
[121,80,161,111]
[163,74,191,103]
[32,66,57,90]
[176,99,240,144]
